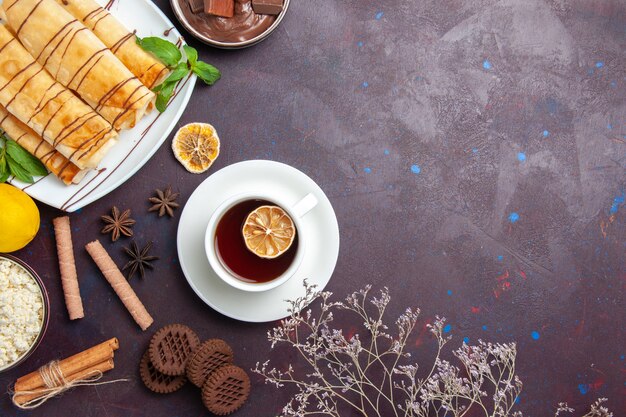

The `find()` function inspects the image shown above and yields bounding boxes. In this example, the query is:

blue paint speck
[546,98,558,114]
[607,123,612,130]
[515,396,521,404]
[375,11,384,20]
[578,384,589,395]
[363,167,372,174]
[463,337,470,344]
[482,325,488,331]
[472,147,478,153]
[362,81,369,88]
[384,149,390,155]
[357,41,363,47]
[610,81,616,88]
[410,164,421,175]
[447,290,453,296]
[497,255,504,261]
[443,324,451,333]
[609,192,625,214]
[620,355,624,361]
[271,140,276,146]
[531,331,540,340]
[595,61,604,68]
[542,130,549,137]
[517,152,526,162]
[508,212,520,223]
[482,59,492,70]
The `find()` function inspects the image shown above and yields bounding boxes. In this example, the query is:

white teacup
[205,192,318,292]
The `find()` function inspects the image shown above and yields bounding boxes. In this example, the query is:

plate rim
[176,159,340,322]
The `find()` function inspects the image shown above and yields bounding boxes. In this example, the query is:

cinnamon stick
[14,338,118,393]
[85,240,153,330]
[53,216,84,320]
[13,359,115,406]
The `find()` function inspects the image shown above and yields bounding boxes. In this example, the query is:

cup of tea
[205,192,318,292]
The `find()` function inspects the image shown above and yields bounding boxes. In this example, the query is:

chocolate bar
[252,0,283,15]
[188,0,204,14]
[204,0,234,18]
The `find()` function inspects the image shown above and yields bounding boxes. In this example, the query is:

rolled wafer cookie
[85,240,153,330]
[53,216,84,320]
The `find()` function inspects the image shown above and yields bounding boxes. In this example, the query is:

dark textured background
[1,0,625,415]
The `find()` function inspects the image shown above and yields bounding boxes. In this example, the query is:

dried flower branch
[254,281,612,417]
[555,399,612,417]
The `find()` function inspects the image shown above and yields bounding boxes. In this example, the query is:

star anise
[101,206,135,241]
[122,240,159,280]
[148,186,180,217]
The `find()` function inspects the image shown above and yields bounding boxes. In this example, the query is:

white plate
[177,160,340,322]
[7,0,196,212]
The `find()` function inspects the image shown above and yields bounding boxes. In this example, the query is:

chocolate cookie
[186,339,234,387]
[202,364,250,415]
[149,324,200,376]
[139,350,186,394]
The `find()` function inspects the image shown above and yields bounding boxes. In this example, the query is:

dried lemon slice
[242,205,296,259]
[172,123,220,173]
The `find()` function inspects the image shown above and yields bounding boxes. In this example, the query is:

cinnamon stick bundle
[13,338,118,406]
[85,240,153,330]
[14,338,118,392]
[53,216,84,320]
[14,359,115,405]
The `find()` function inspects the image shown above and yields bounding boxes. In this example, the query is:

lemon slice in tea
[242,205,296,259]
[172,123,220,173]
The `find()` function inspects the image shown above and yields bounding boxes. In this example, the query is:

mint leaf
[191,61,221,85]
[6,154,33,183]
[162,62,189,85]
[152,64,187,113]
[155,81,177,113]
[6,140,47,176]
[136,36,181,68]
[138,36,220,112]
[0,152,8,183]
[183,45,198,66]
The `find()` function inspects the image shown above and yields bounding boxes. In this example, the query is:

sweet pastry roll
[0,24,117,170]
[0,104,87,184]
[2,0,155,130]
[54,0,170,89]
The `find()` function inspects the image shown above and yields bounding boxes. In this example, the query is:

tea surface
[215,199,298,283]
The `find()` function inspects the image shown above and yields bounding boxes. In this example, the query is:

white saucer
[177,160,340,322]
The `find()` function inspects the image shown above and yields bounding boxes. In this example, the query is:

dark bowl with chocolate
[171,0,290,49]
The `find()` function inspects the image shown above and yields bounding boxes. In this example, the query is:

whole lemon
[0,184,40,252]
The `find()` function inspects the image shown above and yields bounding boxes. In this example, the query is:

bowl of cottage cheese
[0,254,49,373]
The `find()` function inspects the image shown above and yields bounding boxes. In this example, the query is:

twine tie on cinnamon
[11,360,128,409]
